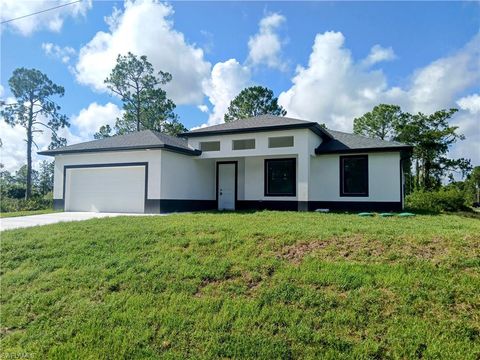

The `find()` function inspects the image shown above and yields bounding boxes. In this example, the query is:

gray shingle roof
[180,114,327,137]
[38,130,200,156]
[316,129,411,154]
[38,116,411,157]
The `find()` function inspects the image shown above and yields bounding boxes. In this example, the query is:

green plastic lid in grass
[358,212,374,216]
[380,213,395,217]
[399,212,415,217]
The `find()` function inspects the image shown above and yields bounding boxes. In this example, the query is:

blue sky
[1,1,479,171]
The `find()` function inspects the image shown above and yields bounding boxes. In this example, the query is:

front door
[217,162,236,210]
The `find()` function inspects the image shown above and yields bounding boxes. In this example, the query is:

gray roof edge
[38,144,201,157]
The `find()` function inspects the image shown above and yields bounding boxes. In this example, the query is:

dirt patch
[194,278,230,297]
[409,238,449,260]
[278,234,479,265]
[1,327,25,335]
[334,235,386,259]
[280,240,328,264]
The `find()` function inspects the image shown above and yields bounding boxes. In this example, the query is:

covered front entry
[216,162,237,210]
[64,164,147,213]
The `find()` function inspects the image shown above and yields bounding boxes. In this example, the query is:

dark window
[200,141,220,151]
[340,155,368,196]
[265,158,296,196]
[232,139,255,150]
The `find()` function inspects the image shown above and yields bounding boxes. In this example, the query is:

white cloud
[198,12,285,125]
[398,35,480,114]
[104,6,122,31]
[278,31,388,131]
[0,0,91,36]
[451,94,480,166]
[362,44,396,66]
[247,13,287,70]
[202,59,251,126]
[74,0,211,105]
[70,102,123,141]
[456,93,480,115]
[0,95,28,172]
[42,42,76,64]
[390,37,480,166]
[197,104,209,113]
[1,121,27,172]
[279,32,480,127]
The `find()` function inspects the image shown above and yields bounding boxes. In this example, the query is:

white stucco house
[38,115,412,213]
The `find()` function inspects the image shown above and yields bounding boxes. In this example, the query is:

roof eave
[38,144,201,157]
[310,124,333,141]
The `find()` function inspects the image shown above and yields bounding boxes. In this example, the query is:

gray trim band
[53,199,64,211]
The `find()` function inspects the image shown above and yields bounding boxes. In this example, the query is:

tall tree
[394,109,471,190]
[353,104,404,140]
[1,68,68,199]
[103,52,180,134]
[224,86,287,122]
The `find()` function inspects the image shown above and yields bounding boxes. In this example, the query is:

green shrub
[0,196,53,213]
[406,188,467,213]
[42,191,54,200]
[3,184,26,199]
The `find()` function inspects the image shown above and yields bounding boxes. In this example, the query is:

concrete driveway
[1,212,163,231]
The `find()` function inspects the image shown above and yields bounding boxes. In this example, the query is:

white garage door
[65,166,146,213]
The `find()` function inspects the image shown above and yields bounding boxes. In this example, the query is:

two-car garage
[64,164,146,213]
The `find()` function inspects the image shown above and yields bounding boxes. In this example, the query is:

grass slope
[1,212,479,359]
[0,209,57,218]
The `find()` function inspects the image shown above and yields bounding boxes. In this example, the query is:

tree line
[353,104,472,192]
[1,161,53,199]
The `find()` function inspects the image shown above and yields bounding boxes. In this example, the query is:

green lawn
[1,212,479,359]
[0,209,57,218]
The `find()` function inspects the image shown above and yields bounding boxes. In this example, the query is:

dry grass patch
[276,232,479,266]
[279,240,328,264]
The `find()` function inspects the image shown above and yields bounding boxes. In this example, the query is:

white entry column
[297,152,309,211]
